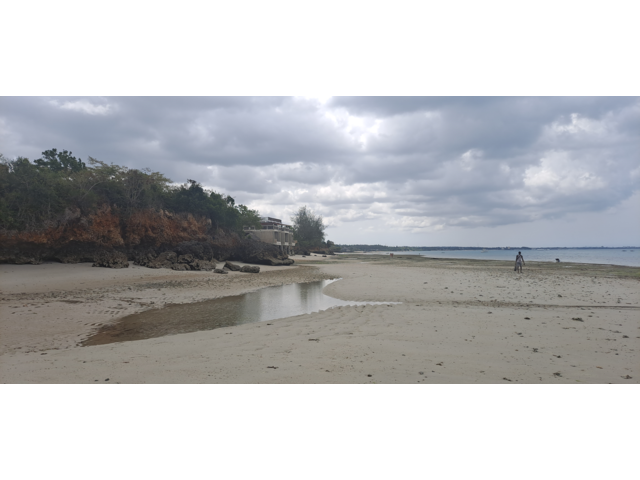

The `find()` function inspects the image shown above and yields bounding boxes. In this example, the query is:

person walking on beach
[515,251,525,273]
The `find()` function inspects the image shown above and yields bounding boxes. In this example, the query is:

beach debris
[419,372,424,375]
[532,348,539,353]
[105,378,110,381]
[622,375,632,379]
[367,374,372,377]
[524,317,530,320]
[267,366,278,369]
[487,311,492,314]
[436,362,443,366]
[596,366,603,369]
[553,372,562,377]
[558,294,562,297]
[503,377,512,382]
[308,338,319,342]
[572,317,584,322]
[622,335,629,338]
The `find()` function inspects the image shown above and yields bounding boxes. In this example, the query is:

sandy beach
[1,255,638,383]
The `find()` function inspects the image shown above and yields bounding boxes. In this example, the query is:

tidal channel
[83,279,395,346]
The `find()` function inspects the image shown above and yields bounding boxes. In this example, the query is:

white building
[243,217,296,255]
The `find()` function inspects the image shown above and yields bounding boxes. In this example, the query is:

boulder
[191,259,216,271]
[92,250,129,269]
[224,261,242,271]
[214,268,228,274]
[177,254,194,264]
[264,257,294,266]
[240,265,260,273]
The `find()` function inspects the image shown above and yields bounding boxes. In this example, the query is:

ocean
[366,248,640,267]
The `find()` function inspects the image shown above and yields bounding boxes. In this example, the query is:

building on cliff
[243,217,296,255]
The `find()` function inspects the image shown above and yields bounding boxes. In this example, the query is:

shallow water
[368,248,640,267]
[83,279,394,346]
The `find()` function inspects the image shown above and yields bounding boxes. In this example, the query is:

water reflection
[83,279,395,346]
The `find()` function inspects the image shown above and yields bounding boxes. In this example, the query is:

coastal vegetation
[0,149,261,233]
[291,205,326,248]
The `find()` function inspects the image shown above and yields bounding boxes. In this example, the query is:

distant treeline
[0,149,262,232]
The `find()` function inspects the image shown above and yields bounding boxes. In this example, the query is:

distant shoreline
[338,245,639,252]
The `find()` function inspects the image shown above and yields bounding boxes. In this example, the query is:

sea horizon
[353,247,640,267]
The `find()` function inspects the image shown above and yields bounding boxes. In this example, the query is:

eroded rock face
[135,250,217,271]
[0,210,294,268]
[92,250,129,269]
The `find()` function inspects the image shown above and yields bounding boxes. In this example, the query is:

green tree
[34,148,86,173]
[291,205,325,247]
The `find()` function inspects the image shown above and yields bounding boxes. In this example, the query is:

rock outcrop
[0,207,294,269]
[92,250,129,269]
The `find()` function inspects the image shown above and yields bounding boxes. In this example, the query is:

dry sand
[1,254,638,383]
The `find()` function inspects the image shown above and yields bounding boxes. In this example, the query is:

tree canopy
[291,205,326,247]
[0,149,261,233]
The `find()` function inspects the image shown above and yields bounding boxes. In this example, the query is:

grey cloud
[1,96,638,245]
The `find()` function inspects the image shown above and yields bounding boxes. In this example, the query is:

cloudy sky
[1,96,638,247]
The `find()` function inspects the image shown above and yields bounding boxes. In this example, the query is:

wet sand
[1,255,638,383]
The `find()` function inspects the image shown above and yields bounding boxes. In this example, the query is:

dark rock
[156,251,177,264]
[175,241,216,261]
[92,250,129,268]
[224,261,242,271]
[170,263,190,271]
[177,254,194,264]
[213,268,228,274]
[263,257,294,266]
[240,265,260,273]
[12,256,41,265]
[53,242,101,263]
[191,259,216,271]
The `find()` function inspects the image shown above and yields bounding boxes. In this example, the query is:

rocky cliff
[0,206,293,268]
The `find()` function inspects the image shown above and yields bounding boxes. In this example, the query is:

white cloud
[523,151,606,193]
[49,99,114,116]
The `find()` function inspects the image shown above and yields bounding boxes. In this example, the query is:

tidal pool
[83,279,395,346]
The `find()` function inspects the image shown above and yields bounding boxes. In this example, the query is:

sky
[1,96,639,247]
